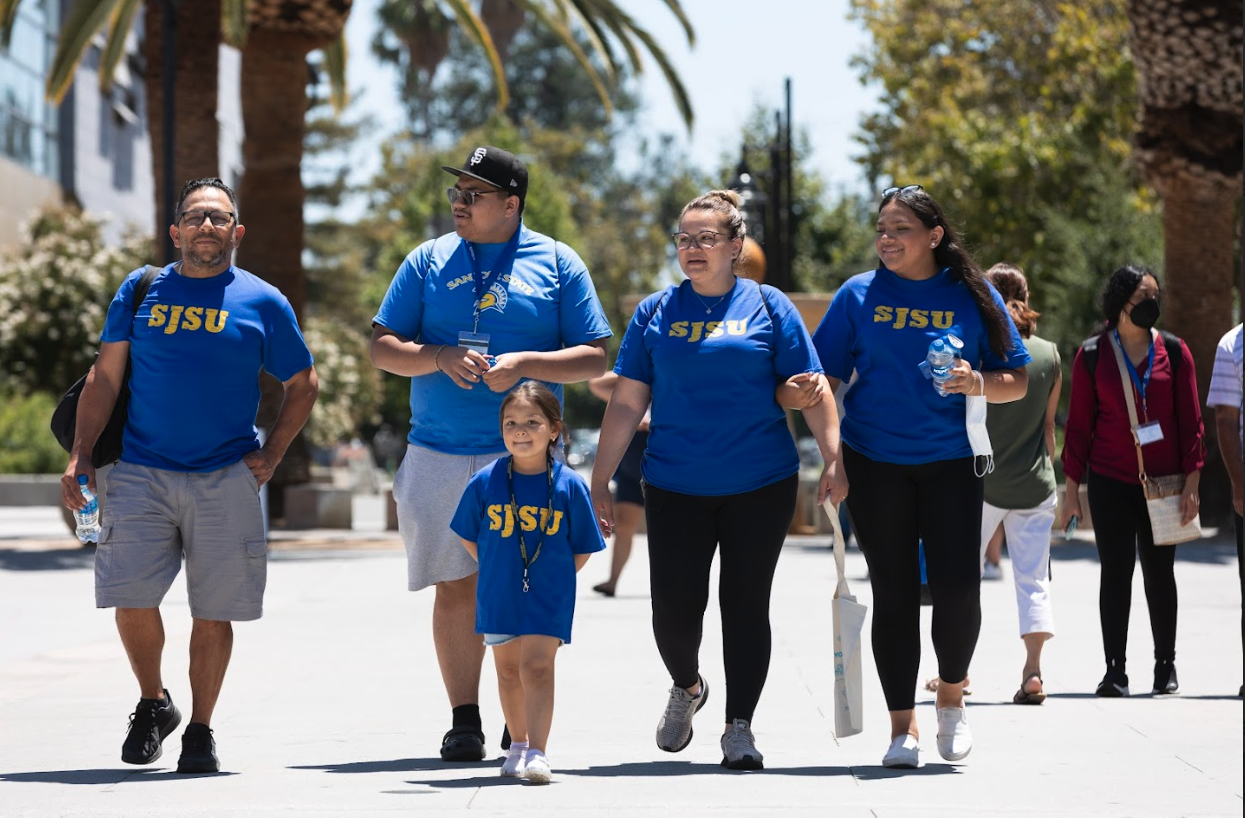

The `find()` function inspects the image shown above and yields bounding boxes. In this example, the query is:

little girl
[450,381,606,784]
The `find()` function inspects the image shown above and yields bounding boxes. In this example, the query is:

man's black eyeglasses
[446,187,508,207]
[179,210,236,228]
[882,184,923,198]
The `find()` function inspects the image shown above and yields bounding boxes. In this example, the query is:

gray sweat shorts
[95,459,267,621]
[393,444,505,591]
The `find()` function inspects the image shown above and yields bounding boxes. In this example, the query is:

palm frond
[46,0,128,103]
[546,0,617,85]
[622,19,693,130]
[522,1,613,116]
[575,0,644,75]
[320,32,349,113]
[97,0,141,92]
[0,0,21,49]
[655,0,694,46]
[444,0,509,111]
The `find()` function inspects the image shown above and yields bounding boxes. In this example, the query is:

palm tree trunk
[1161,171,1239,520]
[235,29,316,509]
[143,0,222,258]
[236,29,309,319]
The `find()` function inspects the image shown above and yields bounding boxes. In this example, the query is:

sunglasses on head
[881,184,923,198]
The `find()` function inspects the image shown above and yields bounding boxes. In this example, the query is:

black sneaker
[1152,661,1179,695]
[176,723,220,773]
[1095,667,1130,697]
[121,689,182,764]
[501,724,511,752]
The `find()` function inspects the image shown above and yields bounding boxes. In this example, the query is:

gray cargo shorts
[95,459,267,621]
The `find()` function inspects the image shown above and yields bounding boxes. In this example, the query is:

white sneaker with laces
[982,561,1004,581]
[936,706,972,761]
[882,734,921,768]
[524,752,552,784]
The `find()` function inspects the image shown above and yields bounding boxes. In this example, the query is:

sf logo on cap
[470,148,487,165]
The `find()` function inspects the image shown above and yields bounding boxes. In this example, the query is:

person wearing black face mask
[1060,265,1205,698]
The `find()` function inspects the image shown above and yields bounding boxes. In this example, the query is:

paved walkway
[0,504,1241,817]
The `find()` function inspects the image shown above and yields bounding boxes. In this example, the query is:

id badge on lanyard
[464,230,522,346]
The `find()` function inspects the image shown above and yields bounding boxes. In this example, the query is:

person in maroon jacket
[1059,264,1204,698]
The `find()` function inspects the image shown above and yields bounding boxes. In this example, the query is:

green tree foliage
[850,0,1158,350]
[0,389,66,473]
[0,206,148,396]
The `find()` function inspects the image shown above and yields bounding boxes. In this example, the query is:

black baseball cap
[442,146,528,205]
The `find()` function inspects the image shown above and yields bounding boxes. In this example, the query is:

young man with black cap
[370,146,611,761]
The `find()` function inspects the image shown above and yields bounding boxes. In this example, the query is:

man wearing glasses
[371,146,611,762]
[61,177,319,774]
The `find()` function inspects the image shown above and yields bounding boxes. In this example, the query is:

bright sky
[340,0,879,200]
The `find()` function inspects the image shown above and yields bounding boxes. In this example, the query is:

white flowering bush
[0,206,149,395]
[300,314,382,450]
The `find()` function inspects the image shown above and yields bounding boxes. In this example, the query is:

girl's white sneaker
[523,752,552,784]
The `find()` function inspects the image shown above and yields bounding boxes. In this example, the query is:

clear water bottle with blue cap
[921,334,962,397]
[75,475,100,544]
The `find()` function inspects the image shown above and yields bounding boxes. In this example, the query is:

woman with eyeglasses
[809,185,1030,769]
[1058,265,1204,699]
[591,190,847,770]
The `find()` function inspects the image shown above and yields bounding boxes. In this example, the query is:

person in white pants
[979,263,1062,704]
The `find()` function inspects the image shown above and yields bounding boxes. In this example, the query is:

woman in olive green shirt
[981,264,1061,705]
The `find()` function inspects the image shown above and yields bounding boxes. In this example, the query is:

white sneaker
[982,562,1004,581]
[936,706,972,761]
[882,734,921,768]
[523,752,552,784]
[500,747,526,777]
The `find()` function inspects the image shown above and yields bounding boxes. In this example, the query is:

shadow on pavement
[293,757,498,774]
[852,763,962,780]
[0,768,237,784]
[0,546,95,572]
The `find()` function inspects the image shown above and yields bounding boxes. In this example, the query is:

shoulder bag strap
[823,499,852,600]
[1107,330,1149,484]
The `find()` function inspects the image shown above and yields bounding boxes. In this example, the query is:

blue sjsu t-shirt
[812,265,1031,464]
[101,265,313,472]
[450,458,605,643]
[614,278,821,496]
[372,225,612,455]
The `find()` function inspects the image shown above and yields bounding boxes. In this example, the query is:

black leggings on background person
[841,444,983,712]
[1087,470,1178,669]
[644,475,798,724]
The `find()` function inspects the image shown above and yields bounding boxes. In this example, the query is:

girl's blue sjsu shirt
[451,459,605,643]
[812,266,1030,465]
[614,278,821,496]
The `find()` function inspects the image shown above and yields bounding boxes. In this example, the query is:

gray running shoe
[720,718,764,770]
[655,675,708,752]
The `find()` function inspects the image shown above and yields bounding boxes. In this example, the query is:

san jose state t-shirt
[373,225,612,455]
[614,278,821,496]
[450,459,605,643]
[812,265,1030,464]
[101,264,313,472]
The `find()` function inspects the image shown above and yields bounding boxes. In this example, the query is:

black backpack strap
[1157,329,1182,379]
[1080,333,1101,379]
[1082,328,1183,382]
[135,264,161,309]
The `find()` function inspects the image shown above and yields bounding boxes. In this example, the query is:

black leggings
[644,474,798,724]
[1086,471,1178,669]
[842,444,983,712]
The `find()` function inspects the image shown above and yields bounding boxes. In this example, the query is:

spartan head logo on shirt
[478,281,509,314]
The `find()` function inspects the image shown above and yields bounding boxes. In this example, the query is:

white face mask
[966,393,993,476]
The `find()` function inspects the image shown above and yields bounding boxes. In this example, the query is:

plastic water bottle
[75,475,100,544]
[926,336,959,397]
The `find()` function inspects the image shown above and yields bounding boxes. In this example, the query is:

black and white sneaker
[176,723,220,773]
[121,689,182,765]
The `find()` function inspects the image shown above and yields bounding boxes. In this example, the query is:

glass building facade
[0,0,59,181]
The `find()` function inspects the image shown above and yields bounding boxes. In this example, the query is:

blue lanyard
[1114,328,1154,414]
[466,226,522,332]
